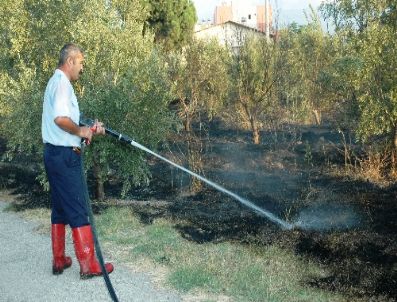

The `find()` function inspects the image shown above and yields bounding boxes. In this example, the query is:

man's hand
[79,126,94,142]
[82,119,105,145]
[93,119,105,135]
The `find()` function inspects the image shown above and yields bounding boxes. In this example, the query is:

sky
[192,0,325,26]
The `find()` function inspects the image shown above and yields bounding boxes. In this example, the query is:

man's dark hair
[58,43,84,67]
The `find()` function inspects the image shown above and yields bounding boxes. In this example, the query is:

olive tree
[279,9,334,125]
[0,0,174,199]
[164,38,230,191]
[230,34,281,144]
[167,38,230,132]
[321,0,397,167]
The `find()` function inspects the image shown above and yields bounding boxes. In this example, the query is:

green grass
[96,206,347,302]
[169,266,220,292]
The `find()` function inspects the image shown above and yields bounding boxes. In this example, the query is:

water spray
[81,117,293,230]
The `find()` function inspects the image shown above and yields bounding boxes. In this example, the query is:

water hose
[79,133,119,302]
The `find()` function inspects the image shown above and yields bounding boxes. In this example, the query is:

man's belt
[72,146,81,154]
[45,143,81,154]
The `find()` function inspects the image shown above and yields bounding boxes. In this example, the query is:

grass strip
[96,206,346,302]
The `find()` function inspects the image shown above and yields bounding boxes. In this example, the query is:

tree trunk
[184,113,192,132]
[179,97,192,132]
[250,116,260,145]
[92,154,105,200]
[313,109,322,125]
[187,134,203,193]
[241,102,260,144]
[392,124,397,171]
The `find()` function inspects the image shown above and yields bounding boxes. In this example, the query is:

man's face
[70,52,84,81]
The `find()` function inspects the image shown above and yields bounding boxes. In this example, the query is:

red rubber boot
[72,225,114,279]
[52,224,72,275]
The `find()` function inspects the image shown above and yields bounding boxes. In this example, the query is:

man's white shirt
[42,69,81,147]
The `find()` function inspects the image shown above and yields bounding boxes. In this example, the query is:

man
[42,43,113,279]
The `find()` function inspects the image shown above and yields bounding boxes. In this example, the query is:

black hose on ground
[80,150,119,302]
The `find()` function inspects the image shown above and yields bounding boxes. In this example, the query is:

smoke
[292,203,362,231]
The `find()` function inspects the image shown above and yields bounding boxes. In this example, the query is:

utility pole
[265,0,270,41]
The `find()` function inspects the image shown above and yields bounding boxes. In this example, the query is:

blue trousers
[44,144,89,228]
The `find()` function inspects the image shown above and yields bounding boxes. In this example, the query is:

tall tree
[321,0,397,164]
[321,0,392,32]
[142,0,197,50]
[278,9,334,125]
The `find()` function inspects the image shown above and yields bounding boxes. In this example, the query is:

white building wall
[231,2,258,29]
[195,21,268,52]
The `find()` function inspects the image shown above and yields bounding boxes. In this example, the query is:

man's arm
[54,116,93,141]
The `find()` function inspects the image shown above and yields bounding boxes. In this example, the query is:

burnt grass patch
[0,162,51,210]
[1,123,396,301]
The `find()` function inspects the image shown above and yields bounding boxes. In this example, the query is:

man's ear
[66,56,74,66]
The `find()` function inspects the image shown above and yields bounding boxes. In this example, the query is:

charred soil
[1,121,396,301]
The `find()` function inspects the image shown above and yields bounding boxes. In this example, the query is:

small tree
[165,38,230,191]
[230,34,281,144]
[167,38,230,132]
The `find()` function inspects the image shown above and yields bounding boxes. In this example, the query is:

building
[194,20,270,53]
[214,0,272,34]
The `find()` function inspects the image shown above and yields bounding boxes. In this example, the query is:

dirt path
[0,200,181,302]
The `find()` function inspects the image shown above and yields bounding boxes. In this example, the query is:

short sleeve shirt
[42,69,81,147]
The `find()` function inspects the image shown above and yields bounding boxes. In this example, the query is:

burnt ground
[1,122,396,301]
